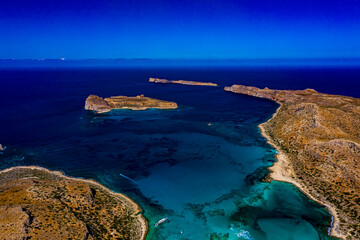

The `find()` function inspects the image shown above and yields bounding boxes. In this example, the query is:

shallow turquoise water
[0,67,344,240]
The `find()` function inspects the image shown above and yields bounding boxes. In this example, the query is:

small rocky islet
[149,77,218,86]
[85,94,178,113]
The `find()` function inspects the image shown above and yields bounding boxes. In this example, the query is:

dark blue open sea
[1,60,359,240]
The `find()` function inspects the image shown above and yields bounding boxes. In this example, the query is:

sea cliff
[85,94,178,113]
[0,166,147,240]
[225,84,360,239]
[149,77,218,86]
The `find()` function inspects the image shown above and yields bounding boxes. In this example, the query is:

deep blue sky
[1,0,360,59]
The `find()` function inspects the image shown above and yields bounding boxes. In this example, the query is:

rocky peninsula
[225,85,360,239]
[85,94,178,113]
[149,77,218,86]
[0,166,147,240]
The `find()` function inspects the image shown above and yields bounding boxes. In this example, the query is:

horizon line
[1,57,360,61]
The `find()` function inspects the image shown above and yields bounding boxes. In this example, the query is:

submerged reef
[85,94,178,113]
[225,84,360,239]
[0,166,147,240]
[149,77,218,86]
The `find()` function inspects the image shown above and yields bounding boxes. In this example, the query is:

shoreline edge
[0,165,148,240]
[258,104,344,240]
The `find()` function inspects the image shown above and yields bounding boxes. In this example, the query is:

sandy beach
[258,104,345,240]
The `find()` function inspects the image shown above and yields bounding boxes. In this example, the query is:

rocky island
[85,94,178,113]
[149,77,218,86]
[0,166,147,240]
[225,85,360,239]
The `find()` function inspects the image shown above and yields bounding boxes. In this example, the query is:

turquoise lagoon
[0,66,355,239]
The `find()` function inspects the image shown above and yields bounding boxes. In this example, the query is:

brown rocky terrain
[225,84,360,239]
[85,94,178,113]
[149,77,218,86]
[0,166,147,240]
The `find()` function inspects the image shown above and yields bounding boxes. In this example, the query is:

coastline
[0,165,148,240]
[258,104,344,240]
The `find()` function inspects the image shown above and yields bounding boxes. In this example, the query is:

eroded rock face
[224,85,318,103]
[149,77,218,86]
[225,84,360,239]
[85,94,178,113]
[0,167,147,240]
[85,95,112,113]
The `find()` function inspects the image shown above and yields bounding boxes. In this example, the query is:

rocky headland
[85,94,178,113]
[149,77,218,86]
[0,166,147,240]
[225,84,360,239]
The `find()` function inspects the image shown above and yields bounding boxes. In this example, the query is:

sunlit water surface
[2,64,359,239]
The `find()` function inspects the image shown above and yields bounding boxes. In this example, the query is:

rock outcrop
[0,166,147,240]
[225,84,360,239]
[225,85,319,103]
[149,77,218,86]
[85,94,178,113]
[84,95,112,113]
